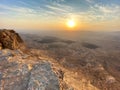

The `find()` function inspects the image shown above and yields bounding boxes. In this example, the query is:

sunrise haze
[0,0,120,31]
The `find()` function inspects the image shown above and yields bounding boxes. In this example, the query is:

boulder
[0,29,25,50]
[0,49,60,90]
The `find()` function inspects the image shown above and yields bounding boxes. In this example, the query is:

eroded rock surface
[0,29,25,50]
[0,49,59,90]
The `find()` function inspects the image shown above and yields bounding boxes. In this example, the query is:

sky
[0,0,120,31]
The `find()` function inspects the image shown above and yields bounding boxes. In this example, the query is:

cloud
[47,0,65,3]
[0,1,73,18]
[82,4,120,22]
[0,1,120,24]
[0,4,35,14]
[46,5,67,12]
[17,1,29,6]
[65,3,120,24]
[44,3,73,17]
[86,0,94,3]
[94,4,120,14]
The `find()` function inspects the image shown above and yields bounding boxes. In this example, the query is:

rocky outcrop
[0,29,60,90]
[0,49,60,90]
[0,29,25,50]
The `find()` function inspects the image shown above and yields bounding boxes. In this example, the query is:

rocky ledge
[0,30,59,90]
[0,49,59,90]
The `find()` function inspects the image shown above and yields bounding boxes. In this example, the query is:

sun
[67,20,76,28]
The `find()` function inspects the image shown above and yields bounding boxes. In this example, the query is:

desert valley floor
[20,31,120,90]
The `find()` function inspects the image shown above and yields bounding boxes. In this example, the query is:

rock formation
[0,49,60,90]
[0,29,60,90]
[0,29,25,50]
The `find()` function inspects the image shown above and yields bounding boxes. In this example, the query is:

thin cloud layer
[0,0,120,30]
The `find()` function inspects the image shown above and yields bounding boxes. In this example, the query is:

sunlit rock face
[0,29,25,50]
[0,43,2,50]
[0,49,60,90]
[0,30,60,90]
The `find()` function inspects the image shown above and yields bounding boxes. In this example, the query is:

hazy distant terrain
[20,31,120,90]
[21,31,120,51]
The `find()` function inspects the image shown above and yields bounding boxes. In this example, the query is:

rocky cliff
[0,49,60,90]
[0,29,25,50]
[0,30,60,90]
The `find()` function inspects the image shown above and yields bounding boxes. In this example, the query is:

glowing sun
[67,20,76,28]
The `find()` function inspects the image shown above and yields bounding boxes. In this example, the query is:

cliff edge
[0,29,25,50]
